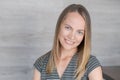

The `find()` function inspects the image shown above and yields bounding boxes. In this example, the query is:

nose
[68,31,75,40]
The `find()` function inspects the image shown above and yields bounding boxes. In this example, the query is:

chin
[63,46,76,51]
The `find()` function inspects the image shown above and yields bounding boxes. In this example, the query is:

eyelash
[65,26,71,30]
[77,31,84,35]
[65,25,84,35]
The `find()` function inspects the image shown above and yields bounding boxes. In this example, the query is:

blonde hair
[46,4,91,80]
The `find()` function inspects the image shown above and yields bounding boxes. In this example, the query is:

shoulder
[88,55,100,64]
[36,51,51,62]
[34,51,51,72]
[86,55,101,75]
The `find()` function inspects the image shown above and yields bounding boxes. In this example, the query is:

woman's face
[58,12,85,51]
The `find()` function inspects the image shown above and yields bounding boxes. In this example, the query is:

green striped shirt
[34,51,101,80]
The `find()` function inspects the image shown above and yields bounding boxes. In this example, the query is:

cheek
[58,31,65,41]
[77,36,84,43]
[59,29,69,37]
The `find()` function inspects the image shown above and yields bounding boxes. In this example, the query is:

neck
[60,47,77,58]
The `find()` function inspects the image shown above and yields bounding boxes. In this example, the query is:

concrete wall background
[0,0,120,80]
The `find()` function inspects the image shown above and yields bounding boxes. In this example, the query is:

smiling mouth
[65,39,74,45]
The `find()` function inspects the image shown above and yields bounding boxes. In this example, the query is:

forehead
[62,12,85,30]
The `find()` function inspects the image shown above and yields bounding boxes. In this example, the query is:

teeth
[65,39,74,45]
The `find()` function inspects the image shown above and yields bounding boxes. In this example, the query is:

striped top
[34,51,101,80]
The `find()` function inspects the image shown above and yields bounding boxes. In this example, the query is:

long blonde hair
[46,4,91,80]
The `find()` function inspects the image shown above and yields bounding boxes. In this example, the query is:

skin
[58,12,85,53]
[57,12,85,78]
[33,12,103,80]
[33,68,40,80]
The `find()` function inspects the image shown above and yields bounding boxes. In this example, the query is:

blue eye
[65,26,71,30]
[77,31,84,35]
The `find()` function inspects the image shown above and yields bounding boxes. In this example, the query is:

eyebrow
[64,24,72,28]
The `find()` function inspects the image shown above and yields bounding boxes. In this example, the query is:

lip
[64,39,74,45]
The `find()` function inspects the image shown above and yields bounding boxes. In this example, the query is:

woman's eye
[77,31,84,35]
[65,26,71,30]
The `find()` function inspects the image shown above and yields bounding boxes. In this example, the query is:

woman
[33,4,103,80]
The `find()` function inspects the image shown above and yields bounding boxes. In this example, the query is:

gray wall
[0,0,120,80]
